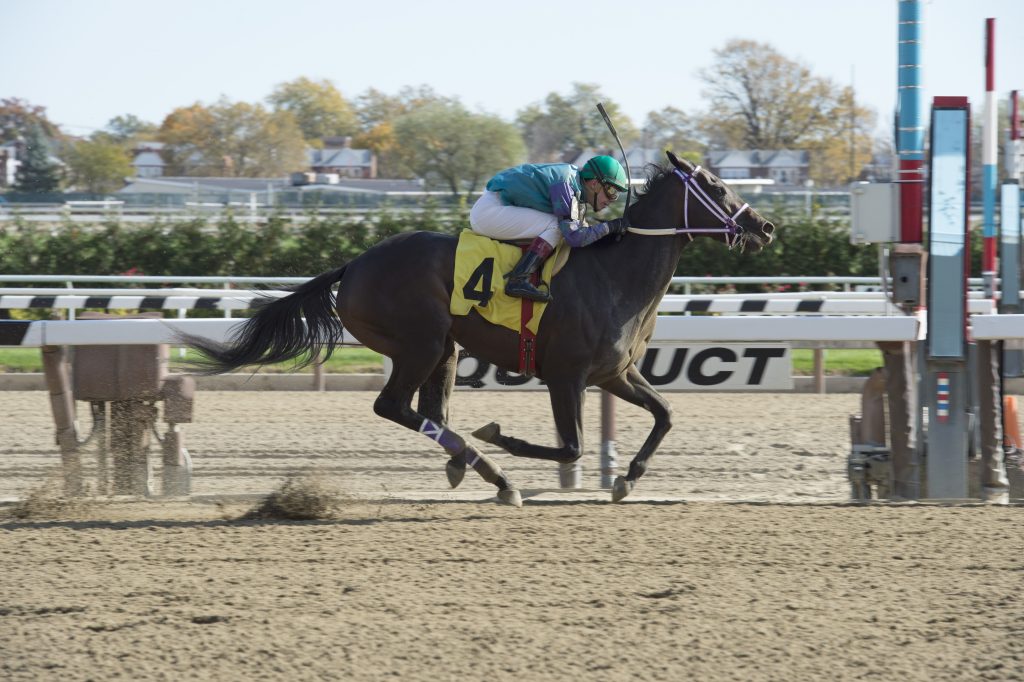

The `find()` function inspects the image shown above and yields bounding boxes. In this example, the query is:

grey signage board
[927,102,970,360]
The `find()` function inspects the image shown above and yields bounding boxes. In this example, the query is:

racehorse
[185,151,775,506]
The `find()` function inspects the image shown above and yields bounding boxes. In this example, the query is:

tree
[642,107,702,155]
[354,85,452,130]
[515,84,637,161]
[805,87,878,186]
[695,40,877,185]
[14,125,62,192]
[0,98,61,145]
[352,120,407,178]
[392,102,525,197]
[158,98,307,177]
[352,86,456,178]
[66,138,133,193]
[267,77,359,144]
[97,114,158,146]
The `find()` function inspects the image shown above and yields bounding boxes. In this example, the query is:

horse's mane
[635,164,675,197]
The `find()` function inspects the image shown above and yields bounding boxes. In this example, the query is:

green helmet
[580,155,628,192]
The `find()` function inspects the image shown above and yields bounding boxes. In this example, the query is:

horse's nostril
[764,222,776,235]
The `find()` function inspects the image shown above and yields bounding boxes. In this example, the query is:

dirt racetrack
[1,390,1022,681]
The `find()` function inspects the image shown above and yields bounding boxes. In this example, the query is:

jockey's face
[583,179,613,212]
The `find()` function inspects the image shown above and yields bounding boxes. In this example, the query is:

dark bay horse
[186,151,775,506]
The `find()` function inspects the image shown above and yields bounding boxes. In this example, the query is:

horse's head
[662,151,775,252]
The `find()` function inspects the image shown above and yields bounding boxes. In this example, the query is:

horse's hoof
[611,476,634,503]
[497,488,522,508]
[445,457,466,488]
[472,422,501,444]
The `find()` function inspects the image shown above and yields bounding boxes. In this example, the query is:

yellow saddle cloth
[450,230,568,334]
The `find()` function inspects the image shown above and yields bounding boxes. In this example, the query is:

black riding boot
[505,237,554,303]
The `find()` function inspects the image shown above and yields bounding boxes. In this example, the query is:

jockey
[469,155,629,302]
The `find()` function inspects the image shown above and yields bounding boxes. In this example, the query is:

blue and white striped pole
[897,0,925,242]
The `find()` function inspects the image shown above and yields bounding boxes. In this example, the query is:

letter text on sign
[439,344,791,391]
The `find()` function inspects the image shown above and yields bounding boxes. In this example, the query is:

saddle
[449,230,569,376]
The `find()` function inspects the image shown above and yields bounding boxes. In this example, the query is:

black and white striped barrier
[0,288,287,312]
[659,295,994,315]
[0,289,995,316]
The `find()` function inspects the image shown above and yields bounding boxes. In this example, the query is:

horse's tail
[184,265,348,374]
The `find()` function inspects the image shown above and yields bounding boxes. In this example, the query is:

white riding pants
[469,191,562,248]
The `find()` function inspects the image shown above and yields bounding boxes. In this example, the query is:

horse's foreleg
[416,339,465,488]
[598,365,673,502]
[375,361,521,507]
[472,379,584,463]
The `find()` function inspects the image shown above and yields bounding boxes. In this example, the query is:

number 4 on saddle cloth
[450,230,570,377]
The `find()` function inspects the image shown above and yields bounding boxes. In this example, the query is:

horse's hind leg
[472,378,585,463]
[375,348,521,507]
[598,365,673,502]
[416,338,466,488]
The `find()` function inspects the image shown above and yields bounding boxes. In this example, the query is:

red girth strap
[518,244,538,377]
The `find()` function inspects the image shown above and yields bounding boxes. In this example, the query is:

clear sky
[2,0,1021,139]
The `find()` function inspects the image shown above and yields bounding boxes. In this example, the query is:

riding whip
[596,102,632,209]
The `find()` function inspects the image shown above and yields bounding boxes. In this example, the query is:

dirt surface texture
[1,390,1021,681]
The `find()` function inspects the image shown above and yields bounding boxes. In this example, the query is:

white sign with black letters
[383,344,792,391]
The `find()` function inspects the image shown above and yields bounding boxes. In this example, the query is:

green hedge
[0,205,984,288]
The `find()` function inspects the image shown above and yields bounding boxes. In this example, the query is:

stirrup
[505,279,552,303]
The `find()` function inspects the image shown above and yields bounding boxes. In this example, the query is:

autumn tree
[354,86,453,129]
[95,114,158,146]
[641,107,703,157]
[351,86,455,177]
[805,86,879,185]
[14,125,62,192]
[392,101,524,197]
[695,40,876,185]
[65,138,133,193]
[158,98,306,177]
[515,83,637,162]
[267,77,359,144]
[0,98,62,145]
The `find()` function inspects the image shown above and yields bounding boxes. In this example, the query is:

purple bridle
[672,166,750,248]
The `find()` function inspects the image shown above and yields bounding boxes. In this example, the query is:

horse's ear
[666,150,694,172]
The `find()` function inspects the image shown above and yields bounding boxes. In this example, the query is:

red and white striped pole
[982,18,998,296]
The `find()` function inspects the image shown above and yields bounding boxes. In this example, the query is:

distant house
[0,143,20,187]
[308,137,376,179]
[131,142,166,178]
[706,149,810,187]
[859,151,895,182]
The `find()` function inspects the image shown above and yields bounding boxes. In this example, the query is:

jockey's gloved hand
[600,217,629,241]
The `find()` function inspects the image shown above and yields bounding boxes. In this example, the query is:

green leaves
[65,138,134,194]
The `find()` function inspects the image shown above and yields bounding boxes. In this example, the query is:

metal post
[313,349,326,391]
[925,97,972,499]
[926,366,969,498]
[40,345,81,496]
[1000,181,1023,375]
[599,390,618,489]
[977,340,1009,503]
[812,346,826,394]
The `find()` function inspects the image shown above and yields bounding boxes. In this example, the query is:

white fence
[0,314,923,348]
